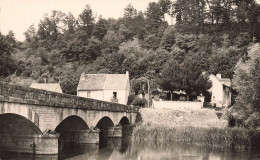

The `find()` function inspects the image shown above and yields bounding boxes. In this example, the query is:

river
[0,138,259,160]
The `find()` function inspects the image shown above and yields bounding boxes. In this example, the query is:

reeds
[132,124,260,149]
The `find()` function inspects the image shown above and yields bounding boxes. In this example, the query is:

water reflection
[1,139,260,160]
[0,151,58,160]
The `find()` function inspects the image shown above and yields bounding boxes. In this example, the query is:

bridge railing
[0,81,138,113]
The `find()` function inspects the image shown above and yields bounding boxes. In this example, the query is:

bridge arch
[119,116,130,126]
[0,102,42,131]
[55,115,89,132]
[0,113,42,135]
[96,116,115,130]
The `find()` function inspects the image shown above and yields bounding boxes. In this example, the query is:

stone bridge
[0,81,138,154]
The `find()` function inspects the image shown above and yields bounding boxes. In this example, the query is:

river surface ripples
[0,138,259,160]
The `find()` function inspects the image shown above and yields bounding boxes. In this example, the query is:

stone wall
[0,134,58,154]
[0,81,137,113]
[152,100,203,110]
[60,129,99,144]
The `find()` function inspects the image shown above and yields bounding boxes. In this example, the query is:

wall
[152,100,203,110]
[222,86,231,108]
[208,75,232,108]
[78,90,103,101]
[209,75,224,106]
[103,89,127,105]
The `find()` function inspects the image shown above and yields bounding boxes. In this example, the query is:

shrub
[132,97,148,107]
[127,94,136,105]
[179,96,187,101]
[159,92,167,100]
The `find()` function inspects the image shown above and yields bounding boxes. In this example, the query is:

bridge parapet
[0,81,138,113]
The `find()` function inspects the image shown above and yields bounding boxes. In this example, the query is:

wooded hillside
[1,0,259,97]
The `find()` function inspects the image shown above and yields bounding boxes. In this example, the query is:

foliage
[231,43,260,128]
[127,94,136,105]
[1,0,259,110]
[131,97,148,107]
[158,56,212,100]
[78,5,95,37]
[132,125,260,149]
[0,32,17,79]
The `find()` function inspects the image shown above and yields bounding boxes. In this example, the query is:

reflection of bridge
[0,81,137,154]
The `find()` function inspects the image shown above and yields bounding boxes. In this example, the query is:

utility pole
[147,78,150,108]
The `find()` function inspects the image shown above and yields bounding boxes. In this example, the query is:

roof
[30,83,63,93]
[77,73,129,90]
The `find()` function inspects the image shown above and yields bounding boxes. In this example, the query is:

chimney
[126,71,129,79]
[80,72,85,80]
[43,77,47,83]
[216,73,222,79]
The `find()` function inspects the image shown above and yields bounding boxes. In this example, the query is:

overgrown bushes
[131,96,148,107]
[132,125,260,149]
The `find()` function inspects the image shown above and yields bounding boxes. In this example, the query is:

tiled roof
[30,83,63,93]
[77,74,106,90]
[77,73,128,90]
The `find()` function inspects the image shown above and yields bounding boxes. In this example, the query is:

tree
[181,53,211,100]
[5,30,16,47]
[158,58,183,97]
[231,43,260,128]
[142,34,161,51]
[122,4,146,40]
[158,51,211,100]
[79,37,102,64]
[160,26,176,51]
[24,25,38,49]
[93,17,109,41]
[37,10,66,41]
[145,2,165,34]
[118,39,146,78]
[102,30,123,54]
[209,46,245,79]
[0,33,17,79]
[63,12,78,33]
[124,4,137,19]
[158,0,172,20]
[78,5,95,38]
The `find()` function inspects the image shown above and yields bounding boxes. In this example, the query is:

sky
[1,0,259,41]
[0,0,160,41]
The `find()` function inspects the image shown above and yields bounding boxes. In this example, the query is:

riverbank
[132,108,260,149]
[137,108,228,128]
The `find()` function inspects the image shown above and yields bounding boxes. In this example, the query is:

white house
[77,71,130,105]
[209,74,231,108]
[30,83,63,93]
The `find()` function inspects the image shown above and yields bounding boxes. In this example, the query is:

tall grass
[132,124,260,149]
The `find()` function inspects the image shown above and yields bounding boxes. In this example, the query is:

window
[113,92,117,99]
[87,91,90,98]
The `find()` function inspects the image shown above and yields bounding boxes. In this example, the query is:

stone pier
[60,129,100,144]
[106,126,122,138]
[0,134,59,154]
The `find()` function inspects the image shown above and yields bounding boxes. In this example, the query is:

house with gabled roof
[30,83,63,93]
[209,73,231,108]
[77,71,130,105]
